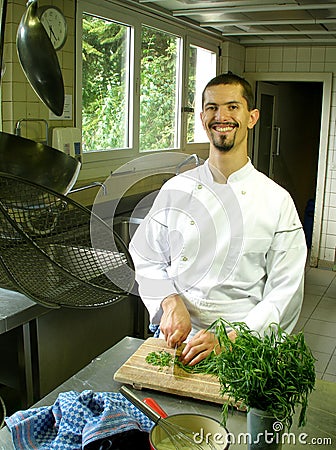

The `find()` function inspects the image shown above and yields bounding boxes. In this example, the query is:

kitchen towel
[5,390,154,450]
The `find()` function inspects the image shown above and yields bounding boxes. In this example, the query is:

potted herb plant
[206,319,316,449]
[146,318,316,450]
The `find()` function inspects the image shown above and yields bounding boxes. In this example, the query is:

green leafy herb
[145,319,316,430]
[145,350,174,370]
[211,319,316,430]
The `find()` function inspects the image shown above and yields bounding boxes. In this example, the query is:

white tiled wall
[1,0,75,138]
[221,41,246,75]
[243,44,336,266]
[244,46,336,74]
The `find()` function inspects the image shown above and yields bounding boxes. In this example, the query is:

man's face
[200,83,259,152]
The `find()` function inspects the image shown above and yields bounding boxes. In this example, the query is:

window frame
[182,35,219,152]
[75,0,221,180]
[138,22,183,153]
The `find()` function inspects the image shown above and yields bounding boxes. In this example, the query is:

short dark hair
[202,72,255,111]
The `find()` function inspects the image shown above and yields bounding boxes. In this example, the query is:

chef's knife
[172,343,178,376]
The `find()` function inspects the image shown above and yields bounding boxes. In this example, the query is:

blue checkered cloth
[5,390,154,449]
[149,323,160,338]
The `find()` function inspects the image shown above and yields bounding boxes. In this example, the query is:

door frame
[253,81,279,179]
[244,72,332,267]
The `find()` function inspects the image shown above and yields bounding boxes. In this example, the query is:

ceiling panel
[136,0,336,45]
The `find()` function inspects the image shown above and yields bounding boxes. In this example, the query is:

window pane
[81,14,131,152]
[140,26,181,151]
[187,45,216,143]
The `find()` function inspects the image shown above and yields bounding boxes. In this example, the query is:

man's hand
[160,294,191,348]
[180,328,238,366]
[180,329,218,366]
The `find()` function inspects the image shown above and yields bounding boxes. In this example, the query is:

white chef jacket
[129,159,307,338]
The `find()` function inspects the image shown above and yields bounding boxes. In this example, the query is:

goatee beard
[213,135,235,152]
[209,122,237,152]
[215,141,234,152]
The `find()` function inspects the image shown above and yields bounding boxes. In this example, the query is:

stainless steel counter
[0,288,48,411]
[0,336,334,449]
[0,288,137,414]
[0,288,47,334]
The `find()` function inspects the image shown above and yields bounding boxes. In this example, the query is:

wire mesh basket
[0,395,5,429]
[0,172,135,308]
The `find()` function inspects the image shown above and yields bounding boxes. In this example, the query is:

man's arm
[243,226,307,334]
[160,294,191,347]
[243,193,307,334]
[129,211,192,345]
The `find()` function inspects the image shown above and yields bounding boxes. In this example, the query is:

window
[187,45,217,144]
[140,26,181,152]
[81,14,131,152]
[77,1,219,176]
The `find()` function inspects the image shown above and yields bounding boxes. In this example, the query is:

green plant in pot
[146,319,316,449]
[208,319,316,449]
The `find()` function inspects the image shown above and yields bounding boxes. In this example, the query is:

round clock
[38,5,67,50]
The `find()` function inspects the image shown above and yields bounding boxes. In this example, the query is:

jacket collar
[202,157,254,184]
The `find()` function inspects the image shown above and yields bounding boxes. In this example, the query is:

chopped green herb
[145,350,174,370]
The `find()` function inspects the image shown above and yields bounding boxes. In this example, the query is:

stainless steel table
[0,288,48,409]
[0,288,138,414]
[0,288,47,335]
[0,336,335,449]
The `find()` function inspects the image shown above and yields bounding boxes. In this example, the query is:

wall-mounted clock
[38,5,67,51]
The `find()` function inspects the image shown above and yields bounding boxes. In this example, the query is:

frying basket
[0,172,134,308]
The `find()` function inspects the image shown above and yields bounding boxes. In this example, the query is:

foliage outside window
[79,3,218,158]
[140,26,181,152]
[81,14,130,152]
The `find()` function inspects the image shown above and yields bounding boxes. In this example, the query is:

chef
[129,72,307,366]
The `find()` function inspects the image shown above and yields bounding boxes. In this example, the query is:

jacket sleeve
[129,206,177,325]
[243,194,307,335]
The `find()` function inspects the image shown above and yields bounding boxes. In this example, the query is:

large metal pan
[0,132,80,196]
[16,0,64,116]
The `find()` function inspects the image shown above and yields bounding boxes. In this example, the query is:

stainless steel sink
[113,216,143,246]
[113,214,152,338]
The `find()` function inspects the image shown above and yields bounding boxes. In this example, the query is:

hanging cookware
[0,131,80,197]
[0,0,8,82]
[16,0,64,116]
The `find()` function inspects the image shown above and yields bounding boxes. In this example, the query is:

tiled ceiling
[135,0,336,46]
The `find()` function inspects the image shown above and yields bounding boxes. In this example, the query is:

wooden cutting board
[114,337,228,405]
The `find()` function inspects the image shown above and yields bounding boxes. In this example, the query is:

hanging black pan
[16,0,64,116]
[0,0,7,82]
[0,131,81,198]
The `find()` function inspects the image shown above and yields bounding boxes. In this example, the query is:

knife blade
[171,343,178,376]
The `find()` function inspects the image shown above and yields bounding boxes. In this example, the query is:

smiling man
[129,72,307,366]
[200,73,259,182]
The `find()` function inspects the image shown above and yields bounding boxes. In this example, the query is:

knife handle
[143,397,168,418]
[120,386,161,424]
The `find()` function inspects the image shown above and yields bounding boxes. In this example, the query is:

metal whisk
[120,386,217,450]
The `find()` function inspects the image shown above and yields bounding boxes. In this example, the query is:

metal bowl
[150,413,230,450]
[0,132,80,195]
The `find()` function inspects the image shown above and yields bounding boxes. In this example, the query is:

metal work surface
[0,336,334,449]
[0,288,46,335]
[0,292,137,414]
